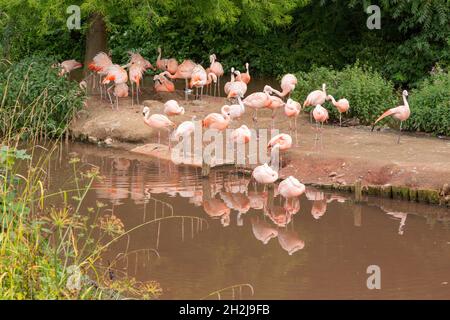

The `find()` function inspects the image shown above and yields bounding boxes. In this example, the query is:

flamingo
[189,64,208,100]
[172,118,196,159]
[372,90,410,144]
[226,77,248,102]
[221,94,246,121]
[265,90,285,128]
[267,133,292,167]
[164,100,185,116]
[153,74,175,93]
[231,125,251,144]
[235,63,251,84]
[265,205,292,227]
[127,61,145,106]
[251,217,278,245]
[304,83,327,122]
[312,104,329,138]
[327,95,350,126]
[88,52,113,97]
[156,47,178,74]
[160,59,196,93]
[311,199,327,220]
[224,67,236,96]
[58,59,82,76]
[142,106,175,146]
[205,69,218,96]
[252,163,278,185]
[202,112,231,131]
[278,176,305,199]
[240,85,272,126]
[129,52,155,70]
[284,98,302,130]
[102,64,128,109]
[209,54,224,96]
[266,73,297,99]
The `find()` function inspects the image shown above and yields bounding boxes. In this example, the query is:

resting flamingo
[153,74,175,93]
[235,63,251,84]
[372,90,410,144]
[252,163,278,185]
[142,106,175,146]
[231,125,251,144]
[304,83,327,122]
[278,176,305,199]
[209,54,224,96]
[102,64,128,110]
[164,100,185,116]
[189,64,208,100]
[327,95,350,126]
[221,96,245,121]
[58,59,82,76]
[284,98,302,130]
[267,74,297,99]
[202,112,231,131]
[156,47,178,74]
[88,52,113,98]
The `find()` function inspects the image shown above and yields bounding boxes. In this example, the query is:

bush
[292,64,397,125]
[405,71,450,136]
[0,55,85,138]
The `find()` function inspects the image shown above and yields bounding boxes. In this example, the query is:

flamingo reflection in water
[251,217,278,245]
[277,229,305,255]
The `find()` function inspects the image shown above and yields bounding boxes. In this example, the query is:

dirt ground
[70,88,450,196]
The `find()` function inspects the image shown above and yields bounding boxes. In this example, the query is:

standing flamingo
[304,83,327,122]
[240,85,272,127]
[205,69,218,96]
[312,104,329,141]
[267,133,292,167]
[235,63,251,84]
[278,176,305,199]
[284,98,302,130]
[172,119,196,159]
[88,52,113,97]
[142,106,175,146]
[226,77,248,102]
[153,74,175,92]
[209,54,224,96]
[156,47,178,74]
[160,59,196,94]
[327,95,350,126]
[224,67,236,96]
[127,61,145,106]
[267,74,297,99]
[164,100,185,116]
[231,125,251,144]
[265,90,285,129]
[102,64,128,110]
[189,64,208,100]
[372,90,410,144]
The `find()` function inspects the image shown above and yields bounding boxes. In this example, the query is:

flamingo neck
[329,95,336,105]
[237,96,245,111]
[157,48,161,62]
[402,94,409,109]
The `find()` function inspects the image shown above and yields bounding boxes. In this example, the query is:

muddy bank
[70,89,450,206]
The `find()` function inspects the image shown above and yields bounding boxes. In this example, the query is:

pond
[47,142,450,299]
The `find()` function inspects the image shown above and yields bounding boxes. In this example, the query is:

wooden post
[354,179,362,203]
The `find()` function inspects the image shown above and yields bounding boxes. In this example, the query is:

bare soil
[70,88,450,195]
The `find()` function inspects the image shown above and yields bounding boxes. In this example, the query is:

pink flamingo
[231,125,251,144]
[267,73,297,99]
[304,83,327,122]
[241,85,272,126]
[312,104,329,138]
[164,100,185,116]
[142,106,175,146]
[205,69,218,96]
[172,119,196,158]
[153,74,175,93]
[202,112,231,131]
[160,59,196,93]
[224,67,236,96]
[235,63,251,84]
[251,217,278,245]
[267,133,292,166]
[284,98,302,130]
[226,77,248,102]
[88,52,113,97]
[278,176,305,198]
[209,54,224,96]
[129,52,155,71]
[372,90,410,144]
[102,64,128,110]
[252,163,278,184]
[265,90,285,128]
[327,95,350,126]
[221,97,245,121]
[156,47,178,74]
[189,64,208,99]
[127,61,145,106]
[58,59,82,76]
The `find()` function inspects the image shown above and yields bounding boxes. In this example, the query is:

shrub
[0,55,85,139]
[292,64,397,125]
[405,71,450,136]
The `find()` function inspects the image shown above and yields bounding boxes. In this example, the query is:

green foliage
[405,71,450,136]
[293,64,397,125]
[0,55,85,138]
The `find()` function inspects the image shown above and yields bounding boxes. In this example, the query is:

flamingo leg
[106,85,114,108]
[339,113,342,127]
[131,82,134,107]
[397,121,403,144]
[116,95,119,110]
[137,83,140,105]
[158,131,161,144]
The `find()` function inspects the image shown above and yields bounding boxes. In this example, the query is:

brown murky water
[48,142,450,299]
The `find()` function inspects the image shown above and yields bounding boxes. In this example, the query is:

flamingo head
[221,105,230,116]
[402,90,408,97]
[142,106,150,117]
[263,85,273,94]
[322,83,326,92]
